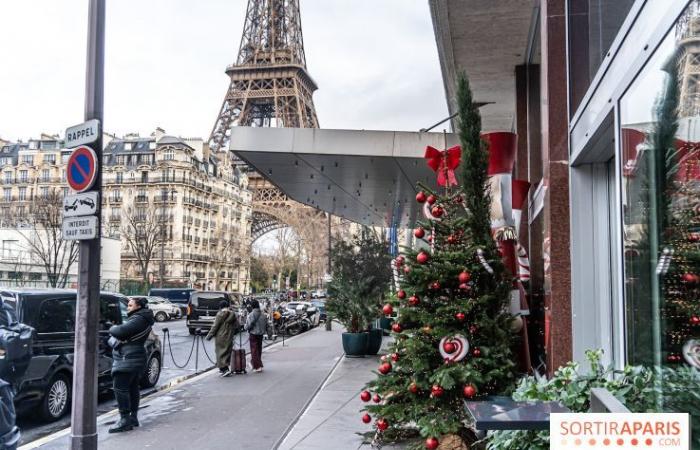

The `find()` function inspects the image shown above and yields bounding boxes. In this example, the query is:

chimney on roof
[153,127,166,142]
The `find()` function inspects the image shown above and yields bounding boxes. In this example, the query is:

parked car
[186,291,241,335]
[0,289,162,422]
[148,288,196,315]
[310,300,327,321]
[311,289,326,299]
[129,295,181,322]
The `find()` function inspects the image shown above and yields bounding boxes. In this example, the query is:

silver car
[130,295,182,322]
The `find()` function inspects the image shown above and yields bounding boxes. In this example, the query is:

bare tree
[121,204,162,284]
[7,191,80,288]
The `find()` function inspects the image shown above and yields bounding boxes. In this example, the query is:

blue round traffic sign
[66,146,98,193]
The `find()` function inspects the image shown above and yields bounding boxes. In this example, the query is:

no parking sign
[66,146,98,193]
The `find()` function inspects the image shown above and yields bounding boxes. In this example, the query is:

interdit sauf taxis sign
[550,413,690,450]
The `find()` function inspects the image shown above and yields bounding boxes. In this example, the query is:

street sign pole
[70,1,104,449]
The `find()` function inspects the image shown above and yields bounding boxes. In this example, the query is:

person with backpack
[108,297,154,433]
[244,299,267,373]
[205,301,238,377]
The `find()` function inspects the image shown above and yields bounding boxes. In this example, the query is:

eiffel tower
[209,0,327,276]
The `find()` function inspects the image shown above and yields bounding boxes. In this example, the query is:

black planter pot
[379,317,393,336]
[342,332,368,358]
[366,328,383,355]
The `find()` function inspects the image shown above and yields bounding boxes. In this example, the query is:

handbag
[107,336,123,349]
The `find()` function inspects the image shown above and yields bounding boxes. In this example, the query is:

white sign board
[63,192,99,217]
[65,119,100,148]
[62,216,99,241]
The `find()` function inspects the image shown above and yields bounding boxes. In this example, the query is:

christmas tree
[362,73,516,449]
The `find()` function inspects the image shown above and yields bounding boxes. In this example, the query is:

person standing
[108,297,154,433]
[244,299,267,373]
[206,301,238,377]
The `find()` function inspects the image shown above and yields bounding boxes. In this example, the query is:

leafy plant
[487,350,700,450]
[325,227,391,333]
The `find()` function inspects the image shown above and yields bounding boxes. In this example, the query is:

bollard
[325,316,332,331]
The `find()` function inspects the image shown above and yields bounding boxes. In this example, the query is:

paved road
[17,318,216,445]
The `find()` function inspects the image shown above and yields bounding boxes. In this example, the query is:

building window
[19,170,27,183]
[141,171,148,183]
[3,172,11,184]
[20,155,33,165]
[41,169,49,182]
[125,143,132,151]
[45,154,56,164]
[163,149,174,161]
[3,188,11,201]
[62,187,68,197]
[116,172,123,183]
[40,187,48,199]
[18,187,26,201]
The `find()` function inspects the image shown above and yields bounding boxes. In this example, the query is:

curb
[18,330,307,449]
[272,351,346,450]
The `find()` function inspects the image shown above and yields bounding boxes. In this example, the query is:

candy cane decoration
[439,335,470,362]
[423,201,443,221]
[391,259,400,292]
[476,248,494,274]
[516,243,530,282]
[656,247,674,275]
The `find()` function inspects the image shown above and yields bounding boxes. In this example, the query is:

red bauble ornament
[689,232,700,242]
[391,352,400,362]
[414,227,426,239]
[397,290,406,299]
[682,273,698,283]
[430,385,444,397]
[459,283,470,291]
[431,206,444,217]
[408,295,420,307]
[443,341,457,354]
[455,312,466,321]
[417,251,430,264]
[447,234,457,245]
[362,413,371,424]
[463,384,477,398]
[427,235,433,243]
[416,192,427,203]
[473,348,481,357]
[378,362,392,375]
[427,194,437,205]
[426,437,439,450]
[382,304,394,316]
[403,265,411,274]
[376,418,389,431]
[395,255,404,266]
[392,323,403,333]
[430,281,441,291]
[372,394,381,403]
[458,271,471,283]
[409,382,419,394]
[360,391,371,402]
[691,316,700,325]
[454,195,463,204]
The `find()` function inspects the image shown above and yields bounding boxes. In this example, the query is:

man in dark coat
[108,297,155,433]
[205,301,238,377]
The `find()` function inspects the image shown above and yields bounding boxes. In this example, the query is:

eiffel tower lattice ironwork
[209,0,328,276]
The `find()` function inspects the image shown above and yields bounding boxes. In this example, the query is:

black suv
[148,288,196,315]
[186,291,240,335]
[0,289,162,422]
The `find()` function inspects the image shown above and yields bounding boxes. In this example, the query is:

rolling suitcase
[230,349,246,374]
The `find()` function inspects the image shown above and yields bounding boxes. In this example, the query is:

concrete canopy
[230,127,459,228]
[429,0,536,131]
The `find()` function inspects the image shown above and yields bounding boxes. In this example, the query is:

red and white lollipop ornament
[439,335,470,362]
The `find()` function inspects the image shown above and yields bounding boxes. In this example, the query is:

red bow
[424,145,461,186]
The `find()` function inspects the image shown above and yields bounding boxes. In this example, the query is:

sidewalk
[278,339,406,450]
[27,327,345,450]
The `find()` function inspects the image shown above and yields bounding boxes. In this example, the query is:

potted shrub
[326,227,392,357]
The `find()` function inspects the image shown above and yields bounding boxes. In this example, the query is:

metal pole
[326,214,331,275]
[71,1,104,449]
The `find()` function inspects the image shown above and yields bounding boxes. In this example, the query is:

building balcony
[109,215,121,222]
[154,196,177,204]
[110,196,123,204]
[135,195,149,203]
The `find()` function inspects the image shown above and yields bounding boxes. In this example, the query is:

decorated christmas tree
[362,73,516,449]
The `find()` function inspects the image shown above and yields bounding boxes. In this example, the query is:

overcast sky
[0,0,448,142]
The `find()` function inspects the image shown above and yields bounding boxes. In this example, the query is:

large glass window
[620,2,700,370]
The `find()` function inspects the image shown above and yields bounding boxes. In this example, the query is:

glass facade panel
[620,1,700,371]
